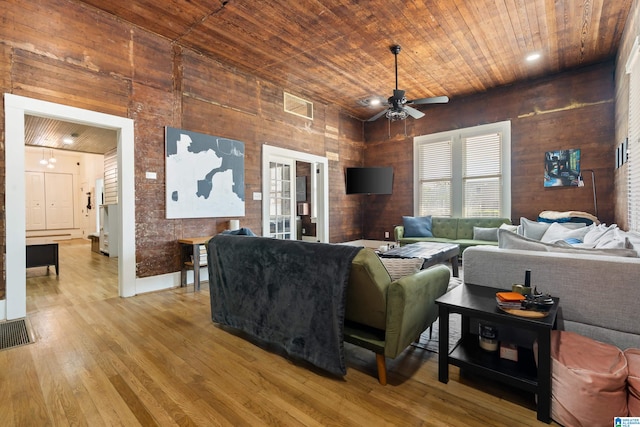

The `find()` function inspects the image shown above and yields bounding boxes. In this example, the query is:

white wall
[24,146,104,238]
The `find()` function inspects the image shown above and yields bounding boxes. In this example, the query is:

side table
[436,283,559,423]
[178,236,211,291]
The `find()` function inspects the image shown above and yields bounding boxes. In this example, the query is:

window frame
[413,120,511,218]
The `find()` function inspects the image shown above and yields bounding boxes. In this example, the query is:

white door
[261,145,329,243]
[268,159,296,239]
[25,171,46,230]
[45,172,74,229]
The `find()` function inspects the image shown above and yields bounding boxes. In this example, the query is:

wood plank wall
[0,0,364,292]
[0,0,630,297]
[363,62,616,240]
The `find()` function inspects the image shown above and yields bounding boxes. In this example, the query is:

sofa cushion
[473,226,499,241]
[402,216,433,237]
[380,257,423,281]
[345,248,392,331]
[541,222,592,244]
[626,348,640,417]
[431,217,458,239]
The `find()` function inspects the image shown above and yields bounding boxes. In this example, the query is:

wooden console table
[178,236,211,291]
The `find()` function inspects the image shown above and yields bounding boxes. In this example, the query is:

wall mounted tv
[345,167,394,195]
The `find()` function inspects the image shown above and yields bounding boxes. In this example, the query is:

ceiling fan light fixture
[366,44,449,122]
[386,109,408,121]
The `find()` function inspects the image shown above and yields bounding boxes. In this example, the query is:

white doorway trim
[261,145,329,242]
[4,93,136,320]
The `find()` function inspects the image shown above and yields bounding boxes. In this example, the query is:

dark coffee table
[436,283,559,423]
[380,241,459,277]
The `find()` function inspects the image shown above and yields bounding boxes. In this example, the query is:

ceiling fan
[367,45,449,122]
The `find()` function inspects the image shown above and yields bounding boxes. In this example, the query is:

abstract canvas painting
[165,127,245,219]
[544,148,581,187]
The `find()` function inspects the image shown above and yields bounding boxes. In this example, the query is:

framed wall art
[544,148,581,187]
[165,127,245,219]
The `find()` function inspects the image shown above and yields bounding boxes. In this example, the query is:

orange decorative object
[496,291,526,302]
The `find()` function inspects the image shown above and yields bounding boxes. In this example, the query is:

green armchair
[343,248,451,385]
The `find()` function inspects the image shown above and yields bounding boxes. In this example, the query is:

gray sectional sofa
[463,234,640,350]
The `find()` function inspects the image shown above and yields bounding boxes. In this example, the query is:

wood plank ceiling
[29,0,632,151]
[75,0,632,121]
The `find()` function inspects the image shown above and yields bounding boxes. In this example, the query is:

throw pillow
[403,216,433,237]
[583,224,617,245]
[519,217,551,240]
[473,226,499,241]
[498,229,549,251]
[540,222,593,244]
[499,223,519,233]
[379,257,424,281]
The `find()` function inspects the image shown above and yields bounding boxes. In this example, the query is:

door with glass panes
[268,159,296,239]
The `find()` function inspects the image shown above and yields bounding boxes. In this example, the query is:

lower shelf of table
[448,336,539,393]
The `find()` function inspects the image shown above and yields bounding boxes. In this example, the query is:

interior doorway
[4,94,136,320]
[261,145,329,242]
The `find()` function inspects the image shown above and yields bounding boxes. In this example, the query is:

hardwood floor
[1,240,558,426]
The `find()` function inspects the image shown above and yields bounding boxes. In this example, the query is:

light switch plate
[253,192,262,200]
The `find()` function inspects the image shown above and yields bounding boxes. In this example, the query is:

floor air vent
[0,318,35,351]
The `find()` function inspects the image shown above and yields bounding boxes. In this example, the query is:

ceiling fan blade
[367,109,389,122]
[409,95,450,105]
[404,106,425,119]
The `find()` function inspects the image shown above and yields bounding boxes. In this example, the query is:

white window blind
[627,37,640,232]
[416,139,452,216]
[414,121,511,218]
[463,133,502,217]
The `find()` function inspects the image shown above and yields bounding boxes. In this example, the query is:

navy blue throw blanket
[207,234,362,376]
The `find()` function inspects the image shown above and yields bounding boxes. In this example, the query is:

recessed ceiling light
[357,96,385,107]
[526,53,541,62]
[63,137,74,144]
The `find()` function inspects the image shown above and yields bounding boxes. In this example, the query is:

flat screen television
[345,167,393,195]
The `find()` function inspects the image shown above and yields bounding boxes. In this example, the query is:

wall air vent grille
[284,92,313,120]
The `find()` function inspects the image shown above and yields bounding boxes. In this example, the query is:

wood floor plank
[1,239,561,426]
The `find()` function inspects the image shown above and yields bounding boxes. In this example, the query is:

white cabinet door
[25,171,46,231]
[44,173,74,229]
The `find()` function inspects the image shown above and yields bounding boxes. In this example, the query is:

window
[627,37,640,232]
[414,121,511,218]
